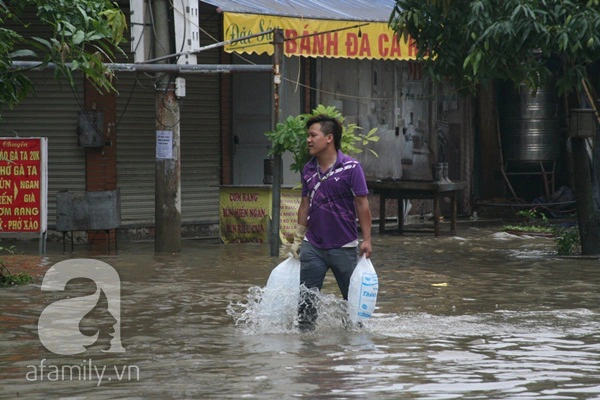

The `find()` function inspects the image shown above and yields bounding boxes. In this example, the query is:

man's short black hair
[306,114,343,150]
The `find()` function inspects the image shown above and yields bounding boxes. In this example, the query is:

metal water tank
[498,83,562,162]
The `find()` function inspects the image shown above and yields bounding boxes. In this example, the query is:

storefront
[203,0,472,243]
[1,1,473,245]
[1,3,225,243]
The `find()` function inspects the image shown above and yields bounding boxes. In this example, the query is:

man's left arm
[355,195,372,258]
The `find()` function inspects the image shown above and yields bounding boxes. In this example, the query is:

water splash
[227,285,359,335]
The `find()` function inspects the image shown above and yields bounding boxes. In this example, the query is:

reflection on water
[2,224,600,399]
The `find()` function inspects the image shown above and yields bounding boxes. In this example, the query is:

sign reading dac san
[0,138,48,233]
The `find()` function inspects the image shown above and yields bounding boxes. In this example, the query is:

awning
[201,0,416,61]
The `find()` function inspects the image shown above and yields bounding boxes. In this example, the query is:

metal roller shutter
[180,75,221,222]
[115,73,156,225]
[115,74,221,226]
[181,7,221,223]
[116,4,221,226]
[0,71,86,228]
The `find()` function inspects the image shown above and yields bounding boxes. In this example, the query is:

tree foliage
[389,0,600,95]
[0,0,126,114]
[265,105,380,173]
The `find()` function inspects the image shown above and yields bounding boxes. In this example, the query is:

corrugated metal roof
[201,0,397,22]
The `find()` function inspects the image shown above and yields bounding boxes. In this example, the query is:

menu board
[0,138,47,232]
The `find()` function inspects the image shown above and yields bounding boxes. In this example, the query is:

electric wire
[56,5,459,138]
[196,20,399,103]
[194,13,455,104]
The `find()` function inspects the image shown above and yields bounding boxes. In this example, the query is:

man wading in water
[291,114,372,332]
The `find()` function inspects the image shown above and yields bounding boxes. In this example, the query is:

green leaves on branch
[0,25,32,109]
[264,104,380,173]
[0,0,127,114]
[389,0,600,95]
[32,0,127,93]
[266,113,309,173]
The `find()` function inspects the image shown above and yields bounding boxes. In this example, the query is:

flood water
[2,221,600,399]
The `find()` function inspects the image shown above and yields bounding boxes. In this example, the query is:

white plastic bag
[265,254,300,290]
[347,255,379,324]
[258,255,300,327]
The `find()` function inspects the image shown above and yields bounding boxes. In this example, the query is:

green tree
[389,0,600,95]
[265,104,379,173]
[0,0,126,115]
[389,0,600,254]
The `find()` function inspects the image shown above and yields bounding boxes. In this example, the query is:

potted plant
[264,104,380,173]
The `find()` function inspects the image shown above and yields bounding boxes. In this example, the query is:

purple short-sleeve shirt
[301,150,368,249]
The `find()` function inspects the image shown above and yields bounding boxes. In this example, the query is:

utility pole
[570,108,600,255]
[153,0,181,253]
[270,29,284,257]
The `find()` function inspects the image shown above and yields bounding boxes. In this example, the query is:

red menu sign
[0,138,47,232]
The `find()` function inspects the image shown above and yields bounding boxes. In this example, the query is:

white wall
[231,54,302,185]
[316,58,433,180]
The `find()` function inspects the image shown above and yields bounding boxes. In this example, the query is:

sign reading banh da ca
[0,138,48,233]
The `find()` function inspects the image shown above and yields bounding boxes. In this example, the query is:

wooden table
[367,179,467,236]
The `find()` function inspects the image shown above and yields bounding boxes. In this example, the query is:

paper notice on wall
[156,130,173,159]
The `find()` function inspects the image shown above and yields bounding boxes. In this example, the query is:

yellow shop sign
[223,13,418,60]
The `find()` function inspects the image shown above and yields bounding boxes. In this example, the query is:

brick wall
[84,79,118,251]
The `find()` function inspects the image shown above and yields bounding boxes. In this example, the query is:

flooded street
[2,221,600,399]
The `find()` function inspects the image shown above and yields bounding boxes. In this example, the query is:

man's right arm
[297,196,309,227]
[291,196,309,258]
